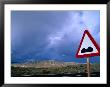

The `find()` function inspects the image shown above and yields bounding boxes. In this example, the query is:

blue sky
[11,11,100,63]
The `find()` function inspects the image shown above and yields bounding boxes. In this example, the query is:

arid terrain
[11,60,100,77]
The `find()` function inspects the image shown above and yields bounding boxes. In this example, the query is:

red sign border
[76,30,100,58]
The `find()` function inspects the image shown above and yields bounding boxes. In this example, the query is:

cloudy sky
[11,11,100,63]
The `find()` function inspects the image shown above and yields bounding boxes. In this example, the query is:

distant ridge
[12,60,77,68]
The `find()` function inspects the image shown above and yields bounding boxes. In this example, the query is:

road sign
[76,30,100,58]
[76,30,100,77]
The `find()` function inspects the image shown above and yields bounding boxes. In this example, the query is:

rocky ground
[11,60,100,77]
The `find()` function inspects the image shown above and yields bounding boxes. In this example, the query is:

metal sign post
[87,58,90,77]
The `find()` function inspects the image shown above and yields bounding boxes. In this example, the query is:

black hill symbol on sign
[81,47,93,53]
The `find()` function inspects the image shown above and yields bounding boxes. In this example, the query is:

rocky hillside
[12,60,76,68]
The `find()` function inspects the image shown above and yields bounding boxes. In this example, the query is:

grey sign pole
[87,58,90,77]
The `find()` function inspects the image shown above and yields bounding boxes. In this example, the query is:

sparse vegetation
[11,62,100,77]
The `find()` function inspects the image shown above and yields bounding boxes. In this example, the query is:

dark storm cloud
[11,11,100,63]
[12,11,69,46]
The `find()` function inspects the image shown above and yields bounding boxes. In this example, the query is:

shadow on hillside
[13,72,100,77]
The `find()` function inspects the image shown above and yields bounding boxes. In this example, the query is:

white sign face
[78,34,98,55]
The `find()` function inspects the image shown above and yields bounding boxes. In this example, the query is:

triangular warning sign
[76,30,100,58]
